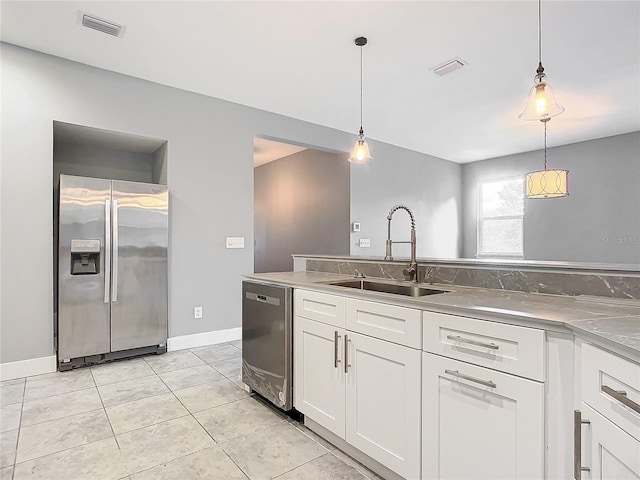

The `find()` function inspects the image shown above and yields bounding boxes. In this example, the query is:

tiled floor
[0,341,381,480]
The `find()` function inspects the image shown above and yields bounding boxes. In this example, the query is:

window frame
[476,176,524,258]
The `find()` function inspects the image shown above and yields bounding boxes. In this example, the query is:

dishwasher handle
[245,291,281,306]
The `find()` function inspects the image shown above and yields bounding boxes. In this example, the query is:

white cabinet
[293,289,422,479]
[422,353,545,480]
[294,316,345,437]
[579,403,640,479]
[346,331,421,479]
[575,343,640,479]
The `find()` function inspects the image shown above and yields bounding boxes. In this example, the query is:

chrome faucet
[384,205,418,282]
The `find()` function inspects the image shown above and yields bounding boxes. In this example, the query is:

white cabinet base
[305,417,405,480]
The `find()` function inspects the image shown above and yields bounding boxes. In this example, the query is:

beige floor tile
[194,397,286,443]
[0,403,22,432]
[275,452,369,479]
[0,383,24,406]
[91,359,155,386]
[190,344,241,364]
[98,375,168,408]
[173,378,248,413]
[0,429,18,468]
[157,364,223,391]
[13,437,127,480]
[330,450,386,480]
[22,387,102,426]
[106,392,188,435]
[117,415,214,474]
[16,409,112,463]
[24,369,94,400]
[210,356,242,379]
[130,446,248,480]
[220,422,327,480]
[0,466,13,480]
[144,351,204,374]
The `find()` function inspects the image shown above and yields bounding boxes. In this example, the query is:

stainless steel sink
[327,280,448,298]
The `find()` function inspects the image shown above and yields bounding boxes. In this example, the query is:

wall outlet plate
[359,238,371,248]
[194,306,203,319]
[352,222,361,232]
[226,237,245,249]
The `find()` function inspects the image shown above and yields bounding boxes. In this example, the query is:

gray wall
[53,143,154,184]
[0,43,459,364]
[350,144,463,260]
[254,149,350,273]
[461,132,640,264]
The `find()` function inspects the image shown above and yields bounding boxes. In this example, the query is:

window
[477,177,524,257]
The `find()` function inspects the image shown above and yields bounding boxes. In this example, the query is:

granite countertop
[244,271,640,362]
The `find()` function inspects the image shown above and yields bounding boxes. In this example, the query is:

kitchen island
[244,269,640,480]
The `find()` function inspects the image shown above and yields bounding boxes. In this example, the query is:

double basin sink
[326,279,448,298]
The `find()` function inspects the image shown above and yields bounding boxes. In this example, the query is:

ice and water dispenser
[70,239,100,275]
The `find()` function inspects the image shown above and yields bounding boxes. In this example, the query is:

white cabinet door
[422,353,544,480]
[293,316,346,438]
[581,403,640,480]
[345,331,421,480]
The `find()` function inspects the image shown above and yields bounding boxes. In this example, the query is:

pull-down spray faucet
[384,205,418,283]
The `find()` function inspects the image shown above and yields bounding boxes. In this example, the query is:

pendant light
[519,0,564,121]
[525,119,569,198]
[348,36,373,164]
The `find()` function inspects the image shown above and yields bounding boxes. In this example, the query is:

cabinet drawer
[294,289,345,328]
[423,311,545,381]
[582,342,640,441]
[346,298,421,348]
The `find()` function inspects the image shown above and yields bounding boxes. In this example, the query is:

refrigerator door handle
[104,199,111,303]
[111,199,118,302]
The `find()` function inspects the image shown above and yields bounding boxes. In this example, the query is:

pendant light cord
[538,0,542,64]
[544,120,548,171]
[360,44,364,132]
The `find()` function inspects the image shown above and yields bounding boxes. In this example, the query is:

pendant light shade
[525,119,569,199]
[525,168,569,198]
[519,65,565,121]
[348,36,373,163]
[519,0,564,122]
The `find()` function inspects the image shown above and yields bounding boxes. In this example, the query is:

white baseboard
[167,327,241,352]
[0,355,57,381]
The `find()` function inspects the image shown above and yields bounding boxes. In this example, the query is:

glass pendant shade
[519,77,565,121]
[348,138,372,164]
[525,168,569,198]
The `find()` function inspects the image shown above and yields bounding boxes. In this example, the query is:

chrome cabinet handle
[445,369,497,388]
[602,385,640,414]
[574,410,591,479]
[334,331,341,368]
[446,335,499,350]
[104,199,111,303]
[344,335,351,373]
[111,199,118,302]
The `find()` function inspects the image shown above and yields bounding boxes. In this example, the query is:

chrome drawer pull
[574,410,591,479]
[447,335,499,350]
[445,369,497,388]
[602,385,640,414]
[334,331,341,368]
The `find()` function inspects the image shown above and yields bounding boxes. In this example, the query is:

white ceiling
[254,137,307,167]
[2,1,638,163]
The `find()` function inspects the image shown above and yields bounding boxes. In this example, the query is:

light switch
[359,238,371,248]
[352,222,361,232]
[226,237,245,249]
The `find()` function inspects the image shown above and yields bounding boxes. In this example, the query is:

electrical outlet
[359,238,371,248]
[194,306,203,319]
[226,237,245,249]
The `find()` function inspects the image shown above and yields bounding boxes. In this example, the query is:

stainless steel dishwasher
[242,280,293,411]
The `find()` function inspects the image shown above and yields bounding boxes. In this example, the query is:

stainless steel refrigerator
[57,174,169,370]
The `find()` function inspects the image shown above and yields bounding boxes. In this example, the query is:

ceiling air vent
[432,58,466,76]
[80,12,126,38]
